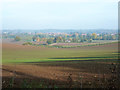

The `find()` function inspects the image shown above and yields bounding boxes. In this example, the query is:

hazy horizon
[2,0,118,30]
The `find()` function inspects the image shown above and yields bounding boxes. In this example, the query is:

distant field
[92,40,118,43]
[50,40,118,47]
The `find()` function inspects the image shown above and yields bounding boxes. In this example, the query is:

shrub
[22,42,33,45]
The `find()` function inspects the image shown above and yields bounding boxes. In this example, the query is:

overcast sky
[1,0,119,30]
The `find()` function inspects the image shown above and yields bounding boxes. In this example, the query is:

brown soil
[2,61,114,88]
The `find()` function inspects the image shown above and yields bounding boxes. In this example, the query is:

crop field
[51,40,118,46]
[2,42,119,88]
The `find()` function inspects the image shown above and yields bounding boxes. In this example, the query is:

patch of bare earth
[2,63,112,88]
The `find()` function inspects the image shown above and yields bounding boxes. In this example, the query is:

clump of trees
[92,33,97,40]
[32,36,37,41]
[14,36,21,41]
[47,39,53,44]
[88,39,93,43]
[22,42,32,45]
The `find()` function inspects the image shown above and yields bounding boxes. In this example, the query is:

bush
[22,42,33,45]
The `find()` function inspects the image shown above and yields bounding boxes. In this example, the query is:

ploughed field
[2,42,119,88]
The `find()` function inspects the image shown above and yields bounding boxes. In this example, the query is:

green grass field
[2,42,119,64]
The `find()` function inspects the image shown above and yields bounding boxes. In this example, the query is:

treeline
[32,33,118,44]
[2,32,118,44]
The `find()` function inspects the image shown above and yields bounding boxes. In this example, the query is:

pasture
[2,42,119,88]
